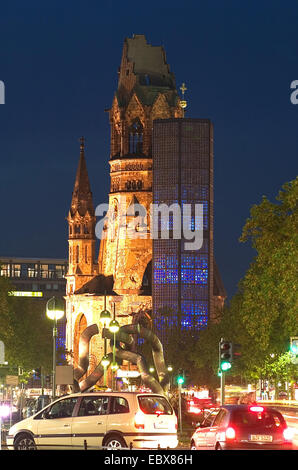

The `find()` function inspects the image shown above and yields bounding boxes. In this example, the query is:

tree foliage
[0,276,53,372]
[190,177,298,385]
[238,177,298,360]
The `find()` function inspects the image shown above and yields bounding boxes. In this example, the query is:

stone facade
[65,35,183,381]
[65,35,226,385]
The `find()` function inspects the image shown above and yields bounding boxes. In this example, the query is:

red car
[187,397,215,415]
[190,404,294,450]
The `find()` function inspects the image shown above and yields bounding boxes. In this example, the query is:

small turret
[66,137,97,292]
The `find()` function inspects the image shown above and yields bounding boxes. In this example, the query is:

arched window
[129,118,143,155]
[85,246,88,263]
[76,246,79,264]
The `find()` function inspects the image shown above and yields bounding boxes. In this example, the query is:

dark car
[190,404,294,450]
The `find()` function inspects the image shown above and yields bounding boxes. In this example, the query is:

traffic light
[177,369,185,385]
[290,337,298,364]
[45,375,51,388]
[290,337,298,354]
[219,340,233,371]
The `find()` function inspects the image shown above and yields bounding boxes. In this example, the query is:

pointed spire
[70,136,94,217]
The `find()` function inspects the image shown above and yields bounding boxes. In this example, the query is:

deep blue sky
[0,0,297,298]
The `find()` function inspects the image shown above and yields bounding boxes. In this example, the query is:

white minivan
[7,391,178,450]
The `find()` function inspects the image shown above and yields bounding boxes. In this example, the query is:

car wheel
[190,441,197,450]
[105,435,127,450]
[14,434,36,450]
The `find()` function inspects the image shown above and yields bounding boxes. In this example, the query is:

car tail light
[283,427,294,441]
[134,411,145,429]
[225,427,236,440]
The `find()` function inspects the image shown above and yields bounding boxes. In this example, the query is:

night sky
[0,1,297,299]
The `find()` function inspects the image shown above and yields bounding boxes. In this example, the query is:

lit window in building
[28,264,39,278]
[12,264,21,277]
[0,264,10,277]
[56,265,65,278]
[41,264,49,278]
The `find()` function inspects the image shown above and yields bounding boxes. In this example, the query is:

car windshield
[138,395,172,415]
[232,409,285,429]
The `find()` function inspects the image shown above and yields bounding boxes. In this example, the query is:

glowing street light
[108,304,120,391]
[99,294,112,387]
[109,320,120,334]
[46,297,64,400]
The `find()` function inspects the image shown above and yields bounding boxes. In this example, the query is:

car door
[71,395,109,450]
[205,409,228,448]
[194,410,218,449]
[35,397,78,450]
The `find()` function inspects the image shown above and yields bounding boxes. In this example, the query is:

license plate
[250,434,273,442]
[154,422,168,429]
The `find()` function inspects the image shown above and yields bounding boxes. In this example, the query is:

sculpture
[72,313,170,396]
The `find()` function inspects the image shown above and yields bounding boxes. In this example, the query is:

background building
[65,35,226,387]
[0,256,67,356]
[65,34,183,379]
[152,119,225,343]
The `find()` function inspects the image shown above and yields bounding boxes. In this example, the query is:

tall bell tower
[66,137,98,294]
[98,35,183,294]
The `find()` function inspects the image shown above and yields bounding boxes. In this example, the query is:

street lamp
[108,304,120,391]
[167,365,173,390]
[99,293,112,387]
[46,296,64,400]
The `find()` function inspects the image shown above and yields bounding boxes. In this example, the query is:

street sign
[6,375,19,386]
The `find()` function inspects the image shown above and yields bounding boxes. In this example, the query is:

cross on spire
[179,83,188,116]
[180,82,187,97]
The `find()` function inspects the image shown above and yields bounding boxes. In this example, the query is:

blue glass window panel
[194,268,208,284]
[154,269,166,284]
[181,268,194,283]
[181,301,209,315]
[181,255,194,268]
[166,269,178,284]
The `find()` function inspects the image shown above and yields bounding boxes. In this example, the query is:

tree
[0,276,53,373]
[190,177,298,386]
[238,177,298,361]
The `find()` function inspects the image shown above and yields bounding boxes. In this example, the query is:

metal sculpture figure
[73,315,170,395]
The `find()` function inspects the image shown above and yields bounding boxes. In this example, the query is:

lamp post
[167,365,173,391]
[109,304,120,391]
[46,296,64,400]
[99,294,112,388]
